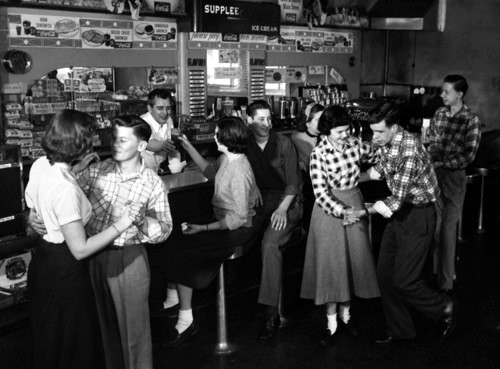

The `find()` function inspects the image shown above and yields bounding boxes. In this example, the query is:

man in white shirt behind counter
[140,89,180,172]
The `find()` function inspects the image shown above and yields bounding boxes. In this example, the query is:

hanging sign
[198,0,280,36]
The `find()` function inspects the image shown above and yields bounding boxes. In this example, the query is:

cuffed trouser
[89,244,152,369]
[377,204,448,339]
[257,190,302,307]
[434,168,467,290]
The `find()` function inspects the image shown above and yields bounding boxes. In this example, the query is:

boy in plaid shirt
[428,75,481,292]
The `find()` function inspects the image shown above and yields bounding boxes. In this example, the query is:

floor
[1,178,500,369]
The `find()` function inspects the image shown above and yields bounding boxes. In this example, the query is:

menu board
[7,13,177,50]
[189,26,354,54]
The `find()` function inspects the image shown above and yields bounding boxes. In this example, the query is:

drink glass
[171,127,182,150]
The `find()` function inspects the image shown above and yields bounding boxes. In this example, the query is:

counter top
[160,168,211,193]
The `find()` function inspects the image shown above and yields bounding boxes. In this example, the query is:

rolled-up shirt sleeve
[202,159,221,182]
[224,171,252,230]
[137,181,172,243]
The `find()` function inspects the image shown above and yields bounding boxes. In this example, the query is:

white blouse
[25,156,92,244]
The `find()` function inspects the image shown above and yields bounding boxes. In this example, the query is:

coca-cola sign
[154,2,171,15]
[222,33,239,42]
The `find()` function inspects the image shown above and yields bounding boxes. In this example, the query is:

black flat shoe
[259,314,280,342]
[162,321,199,349]
[319,329,336,346]
[150,303,179,318]
[338,320,359,337]
[440,298,457,339]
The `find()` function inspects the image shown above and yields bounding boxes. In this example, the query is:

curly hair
[216,116,248,154]
[317,105,352,136]
[41,109,97,165]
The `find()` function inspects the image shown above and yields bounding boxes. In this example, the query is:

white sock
[175,309,193,334]
[339,305,351,324]
[163,288,179,309]
[327,313,337,334]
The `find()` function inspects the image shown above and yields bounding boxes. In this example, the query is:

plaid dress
[300,136,380,304]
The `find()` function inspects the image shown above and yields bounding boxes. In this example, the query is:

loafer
[259,314,280,342]
[162,321,199,349]
[338,319,359,337]
[150,303,179,318]
[375,335,415,345]
[440,298,456,339]
[162,303,180,318]
[319,329,336,346]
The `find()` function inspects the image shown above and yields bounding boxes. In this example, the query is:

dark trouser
[377,204,448,339]
[256,190,303,307]
[434,168,466,290]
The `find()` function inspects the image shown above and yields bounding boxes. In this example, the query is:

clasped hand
[342,207,370,226]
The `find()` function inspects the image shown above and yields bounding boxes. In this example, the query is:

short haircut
[317,105,352,136]
[147,89,172,107]
[216,116,248,154]
[246,99,271,118]
[444,74,469,97]
[42,109,97,165]
[369,101,400,127]
[113,115,152,142]
[297,103,325,132]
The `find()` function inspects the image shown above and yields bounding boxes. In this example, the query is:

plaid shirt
[310,135,378,217]
[428,104,481,169]
[77,158,172,246]
[374,126,440,212]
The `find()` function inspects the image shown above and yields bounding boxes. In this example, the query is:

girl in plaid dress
[300,105,380,345]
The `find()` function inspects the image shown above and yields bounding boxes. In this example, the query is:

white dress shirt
[140,111,175,171]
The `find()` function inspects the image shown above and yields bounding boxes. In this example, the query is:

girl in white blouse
[25,109,133,369]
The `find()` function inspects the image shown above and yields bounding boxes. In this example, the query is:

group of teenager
[25,74,481,369]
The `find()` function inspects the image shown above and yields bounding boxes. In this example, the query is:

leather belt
[406,202,433,209]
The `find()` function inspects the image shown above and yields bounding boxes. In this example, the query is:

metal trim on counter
[160,168,211,193]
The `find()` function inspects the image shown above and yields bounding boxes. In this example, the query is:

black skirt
[28,238,103,369]
[162,218,259,289]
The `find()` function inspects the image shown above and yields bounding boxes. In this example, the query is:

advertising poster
[279,0,304,24]
[7,12,176,50]
[8,14,80,47]
[80,19,133,49]
[72,68,114,92]
[147,67,178,85]
[300,0,369,28]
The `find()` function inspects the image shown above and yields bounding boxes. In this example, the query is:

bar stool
[474,166,500,233]
[215,245,246,354]
[458,172,480,241]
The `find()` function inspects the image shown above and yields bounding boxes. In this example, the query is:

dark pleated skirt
[162,219,258,289]
[28,238,103,369]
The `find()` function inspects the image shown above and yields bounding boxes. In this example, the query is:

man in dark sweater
[246,100,303,341]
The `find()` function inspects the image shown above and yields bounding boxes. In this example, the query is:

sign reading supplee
[199,0,280,36]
